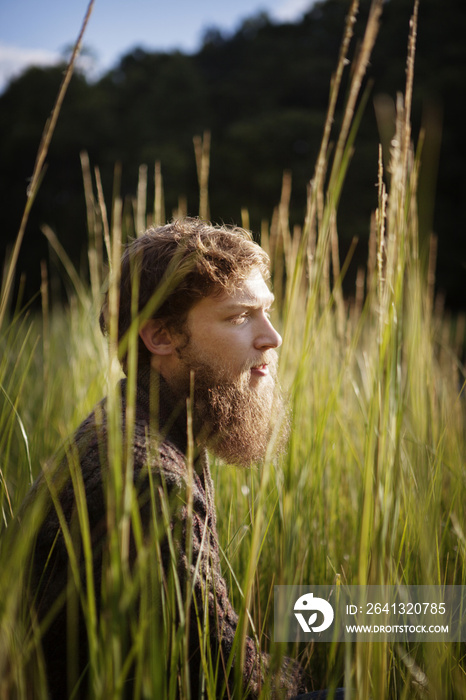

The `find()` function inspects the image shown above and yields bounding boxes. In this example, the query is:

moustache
[244,350,279,372]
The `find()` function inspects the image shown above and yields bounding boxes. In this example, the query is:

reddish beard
[172,347,289,467]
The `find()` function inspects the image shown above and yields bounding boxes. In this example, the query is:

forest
[0,0,465,309]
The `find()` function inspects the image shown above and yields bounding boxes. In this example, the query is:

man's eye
[230,312,249,325]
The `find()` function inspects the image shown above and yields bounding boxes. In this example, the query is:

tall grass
[0,0,465,697]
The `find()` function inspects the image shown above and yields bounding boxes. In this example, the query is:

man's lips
[250,364,269,376]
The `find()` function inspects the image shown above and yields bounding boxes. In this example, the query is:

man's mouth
[250,363,269,377]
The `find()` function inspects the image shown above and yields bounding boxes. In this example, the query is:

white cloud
[0,43,62,92]
[272,0,315,22]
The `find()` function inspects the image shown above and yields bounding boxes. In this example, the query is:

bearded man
[26,218,314,699]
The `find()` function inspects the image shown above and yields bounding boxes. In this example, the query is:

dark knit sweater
[28,370,308,699]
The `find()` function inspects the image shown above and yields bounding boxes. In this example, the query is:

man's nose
[254,315,282,350]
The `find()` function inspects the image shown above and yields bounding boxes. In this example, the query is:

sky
[0,0,317,92]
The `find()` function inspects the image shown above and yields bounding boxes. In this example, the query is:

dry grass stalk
[241,208,250,231]
[193,130,211,221]
[427,232,438,314]
[41,225,88,306]
[136,164,148,235]
[154,161,165,226]
[95,166,111,268]
[401,0,419,182]
[308,0,360,234]
[376,143,387,332]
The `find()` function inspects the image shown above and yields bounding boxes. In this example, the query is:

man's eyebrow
[222,294,275,311]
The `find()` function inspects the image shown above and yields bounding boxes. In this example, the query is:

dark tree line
[1,0,465,308]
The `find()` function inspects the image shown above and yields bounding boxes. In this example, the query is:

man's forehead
[217,271,274,307]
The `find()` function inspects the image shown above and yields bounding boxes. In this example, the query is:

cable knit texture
[29,369,308,698]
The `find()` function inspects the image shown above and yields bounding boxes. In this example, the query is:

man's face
[168,269,287,465]
[180,268,281,384]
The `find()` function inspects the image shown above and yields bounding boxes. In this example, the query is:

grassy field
[0,0,465,697]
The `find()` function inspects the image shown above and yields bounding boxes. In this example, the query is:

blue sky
[0,0,316,92]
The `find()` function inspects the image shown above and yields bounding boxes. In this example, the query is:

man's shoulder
[75,388,192,488]
[33,382,187,482]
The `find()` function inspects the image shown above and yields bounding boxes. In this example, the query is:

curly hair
[99,217,270,373]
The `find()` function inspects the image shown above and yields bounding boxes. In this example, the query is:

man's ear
[139,319,175,356]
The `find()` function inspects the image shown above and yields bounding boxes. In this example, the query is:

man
[27,218,309,698]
